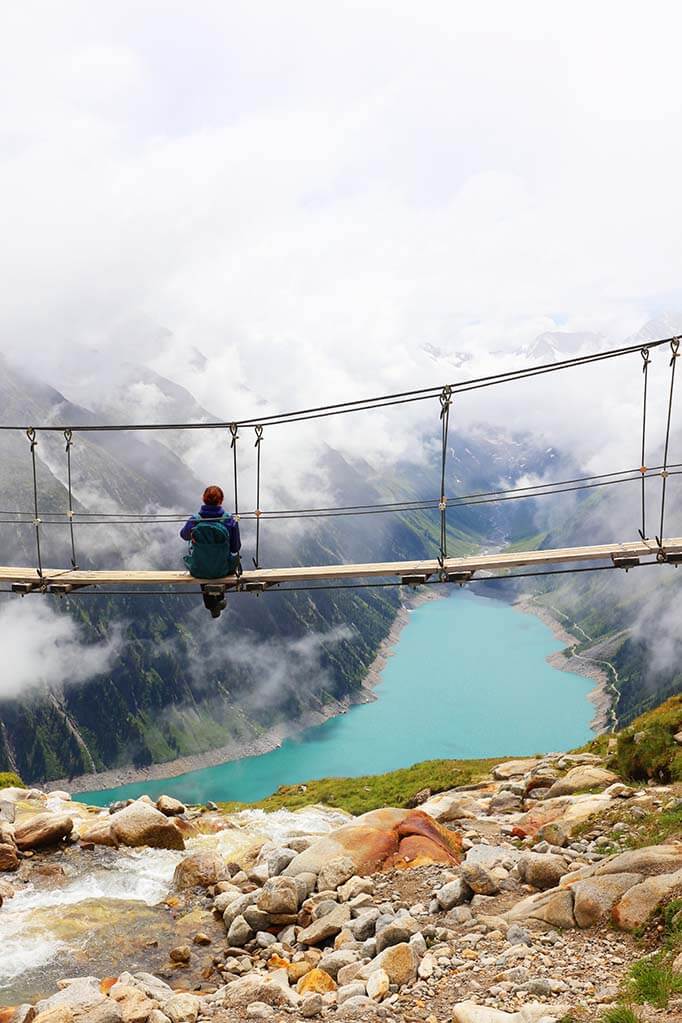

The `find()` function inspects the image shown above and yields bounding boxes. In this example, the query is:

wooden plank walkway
[1,537,681,591]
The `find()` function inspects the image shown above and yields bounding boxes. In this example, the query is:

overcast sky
[1,1,682,462]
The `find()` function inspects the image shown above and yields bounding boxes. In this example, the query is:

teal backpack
[184,515,240,579]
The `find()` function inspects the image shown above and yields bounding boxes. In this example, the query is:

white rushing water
[0,804,348,997]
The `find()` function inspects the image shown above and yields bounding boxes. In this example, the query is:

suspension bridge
[0,335,679,598]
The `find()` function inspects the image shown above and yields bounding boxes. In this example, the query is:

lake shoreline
[513,594,614,733]
[52,588,442,797]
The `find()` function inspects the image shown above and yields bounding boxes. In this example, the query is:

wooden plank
[0,537,679,588]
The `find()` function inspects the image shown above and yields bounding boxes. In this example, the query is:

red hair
[203,485,224,506]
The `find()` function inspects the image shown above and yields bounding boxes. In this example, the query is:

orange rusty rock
[268,954,291,972]
[387,834,460,869]
[287,961,312,983]
[296,968,337,995]
[99,978,118,995]
[0,1007,16,1023]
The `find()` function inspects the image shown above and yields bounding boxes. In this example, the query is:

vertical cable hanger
[229,423,239,516]
[438,385,453,573]
[656,337,680,558]
[253,425,264,568]
[228,422,242,578]
[64,430,79,568]
[26,428,43,581]
[638,347,651,540]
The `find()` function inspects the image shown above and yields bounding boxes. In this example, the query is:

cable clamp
[229,422,239,447]
[64,428,73,449]
[254,425,263,446]
[639,465,648,474]
[33,517,41,525]
[438,497,448,511]
[26,427,37,449]
[641,347,650,371]
[671,338,680,364]
[67,509,75,519]
[661,470,670,479]
[439,385,453,417]
[254,509,262,518]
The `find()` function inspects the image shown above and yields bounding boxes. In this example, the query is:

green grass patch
[626,953,682,1008]
[599,1008,640,1023]
[219,756,499,816]
[611,695,682,784]
[0,771,24,788]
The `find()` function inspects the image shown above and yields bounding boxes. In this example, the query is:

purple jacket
[180,504,241,554]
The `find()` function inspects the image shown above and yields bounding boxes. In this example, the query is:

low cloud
[0,599,120,698]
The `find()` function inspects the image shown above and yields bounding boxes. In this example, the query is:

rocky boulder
[110,800,185,850]
[517,852,570,891]
[173,851,227,889]
[284,808,462,880]
[545,765,618,798]
[571,873,642,928]
[156,796,186,817]
[14,813,74,851]
[612,867,682,931]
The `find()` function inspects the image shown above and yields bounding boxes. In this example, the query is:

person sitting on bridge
[180,485,241,618]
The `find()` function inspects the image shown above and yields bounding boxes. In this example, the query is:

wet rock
[156,796,186,818]
[169,945,191,963]
[0,842,19,871]
[14,814,73,851]
[110,801,184,851]
[173,851,227,889]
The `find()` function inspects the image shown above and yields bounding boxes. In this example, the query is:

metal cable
[25,428,43,579]
[639,348,651,539]
[64,429,78,568]
[438,386,452,566]
[0,335,674,434]
[253,425,263,568]
[657,338,680,549]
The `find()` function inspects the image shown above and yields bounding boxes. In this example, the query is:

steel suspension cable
[438,387,452,566]
[253,425,263,568]
[657,338,680,550]
[64,430,78,568]
[639,348,651,540]
[0,335,675,434]
[25,428,43,579]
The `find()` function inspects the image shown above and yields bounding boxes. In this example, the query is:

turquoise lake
[75,590,594,808]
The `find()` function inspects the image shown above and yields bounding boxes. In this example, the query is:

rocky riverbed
[2,750,682,1021]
